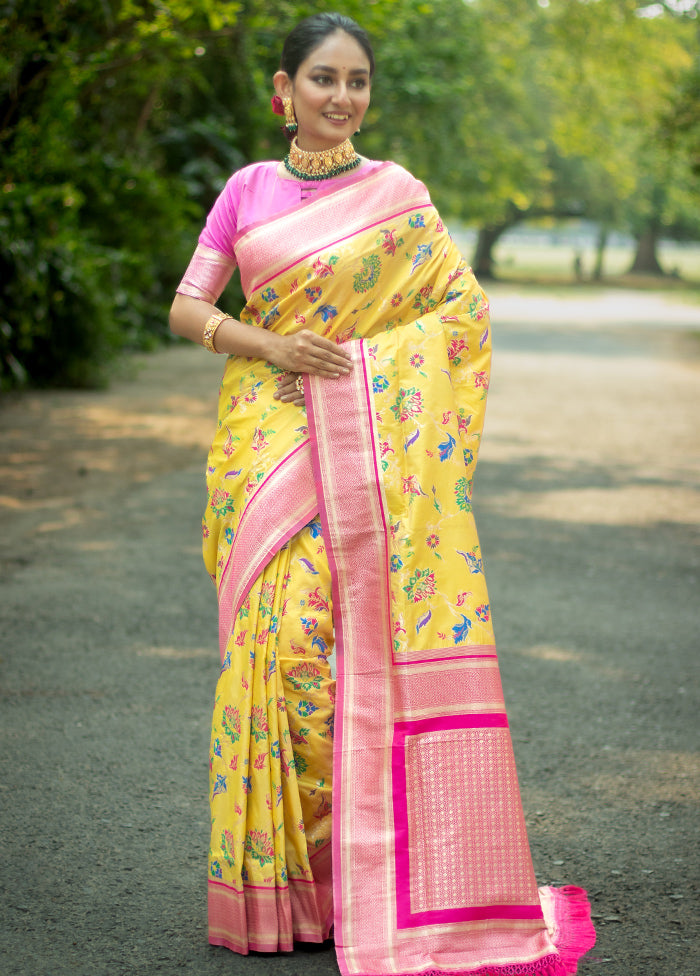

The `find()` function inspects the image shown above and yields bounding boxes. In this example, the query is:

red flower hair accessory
[271,95,284,116]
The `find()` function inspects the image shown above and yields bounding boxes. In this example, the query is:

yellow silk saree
[202,163,594,975]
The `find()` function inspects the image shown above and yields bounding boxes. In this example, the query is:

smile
[324,114,350,121]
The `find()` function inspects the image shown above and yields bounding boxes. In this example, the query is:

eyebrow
[310,64,369,75]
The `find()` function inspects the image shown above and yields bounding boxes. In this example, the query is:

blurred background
[1,0,698,389]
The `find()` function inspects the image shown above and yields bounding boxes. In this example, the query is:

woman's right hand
[170,296,354,378]
[271,330,352,378]
[274,371,305,406]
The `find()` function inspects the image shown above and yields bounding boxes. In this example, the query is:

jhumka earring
[282,96,297,134]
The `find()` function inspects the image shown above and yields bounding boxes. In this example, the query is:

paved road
[1,285,698,975]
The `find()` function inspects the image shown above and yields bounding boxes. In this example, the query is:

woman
[171,13,595,976]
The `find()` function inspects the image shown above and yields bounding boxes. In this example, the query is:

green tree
[0,0,243,387]
[626,5,700,273]
[463,0,698,278]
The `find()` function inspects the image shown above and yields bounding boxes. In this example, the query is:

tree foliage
[465,0,699,274]
[1,0,698,387]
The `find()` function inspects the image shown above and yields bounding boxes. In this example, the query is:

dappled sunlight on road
[581,750,700,805]
[484,484,700,526]
[490,287,700,330]
[479,287,700,532]
[135,645,215,660]
[0,345,223,554]
[511,642,628,681]
[524,745,699,817]
[516,644,586,663]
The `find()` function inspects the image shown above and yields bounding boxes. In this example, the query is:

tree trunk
[629,227,665,275]
[472,223,511,279]
[593,225,609,281]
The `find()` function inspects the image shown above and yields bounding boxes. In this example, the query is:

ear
[273,70,292,98]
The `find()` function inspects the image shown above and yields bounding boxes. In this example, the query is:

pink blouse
[176,159,383,304]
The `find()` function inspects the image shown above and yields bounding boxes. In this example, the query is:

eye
[350,78,368,89]
[312,74,333,85]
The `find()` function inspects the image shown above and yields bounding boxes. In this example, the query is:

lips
[324,113,350,122]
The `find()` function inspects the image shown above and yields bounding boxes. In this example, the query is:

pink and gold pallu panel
[306,342,564,976]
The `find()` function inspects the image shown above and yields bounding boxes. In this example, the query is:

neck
[284,136,361,182]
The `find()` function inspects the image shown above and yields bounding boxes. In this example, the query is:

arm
[169,293,352,403]
[171,169,351,399]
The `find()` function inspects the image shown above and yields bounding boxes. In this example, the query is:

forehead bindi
[301,32,370,74]
[309,63,369,77]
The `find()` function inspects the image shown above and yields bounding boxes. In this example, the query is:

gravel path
[1,285,698,976]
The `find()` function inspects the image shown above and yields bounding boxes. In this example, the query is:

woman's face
[276,31,372,153]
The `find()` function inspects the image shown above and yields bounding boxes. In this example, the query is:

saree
[202,161,595,975]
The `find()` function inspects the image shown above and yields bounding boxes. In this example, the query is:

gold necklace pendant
[284,137,361,182]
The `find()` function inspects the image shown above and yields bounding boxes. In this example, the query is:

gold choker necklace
[284,137,361,181]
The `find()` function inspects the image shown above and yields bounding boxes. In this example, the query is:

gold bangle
[202,311,230,353]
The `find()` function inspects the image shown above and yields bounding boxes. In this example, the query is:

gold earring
[282,96,297,134]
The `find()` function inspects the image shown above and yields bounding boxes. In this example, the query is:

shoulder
[391,162,430,194]
[211,161,281,219]
[225,160,280,193]
[364,160,431,207]
[371,160,431,198]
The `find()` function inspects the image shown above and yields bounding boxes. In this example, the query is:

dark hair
[280,12,375,79]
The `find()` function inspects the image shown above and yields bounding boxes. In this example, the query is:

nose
[332,81,352,107]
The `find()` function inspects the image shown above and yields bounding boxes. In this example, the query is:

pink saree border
[235,163,431,296]
[208,839,332,953]
[209,873,326,895]
[252,204,434,295]
[393,645,498,665]
[208,875,332,954]
[305,339,392,670]
[231,160,391,254]
[217,440,317,662]
[306,341,393,976]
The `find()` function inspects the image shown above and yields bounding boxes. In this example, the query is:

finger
[310,340,353,364]
[296,333,353,366]
[314,353,353,371]
[307,339,353,365]
[289,356,349,376]
[273,372,299,398]
[305,363,347,377]
[277,391,305,406]
[274,371,305,404]
[302,352,355,375]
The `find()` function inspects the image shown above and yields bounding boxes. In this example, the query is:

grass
[493,241,700,292]
[450,226,700,295]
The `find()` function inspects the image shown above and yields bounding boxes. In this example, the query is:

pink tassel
[540,885,597,975]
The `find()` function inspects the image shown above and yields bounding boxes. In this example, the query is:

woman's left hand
[274,372,305,406]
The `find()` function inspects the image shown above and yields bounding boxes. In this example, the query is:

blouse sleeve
[175,172,242,304]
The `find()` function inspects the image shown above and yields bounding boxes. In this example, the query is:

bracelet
[202,310,230,353]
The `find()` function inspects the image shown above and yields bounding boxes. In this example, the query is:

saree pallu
[203,162,595,974]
